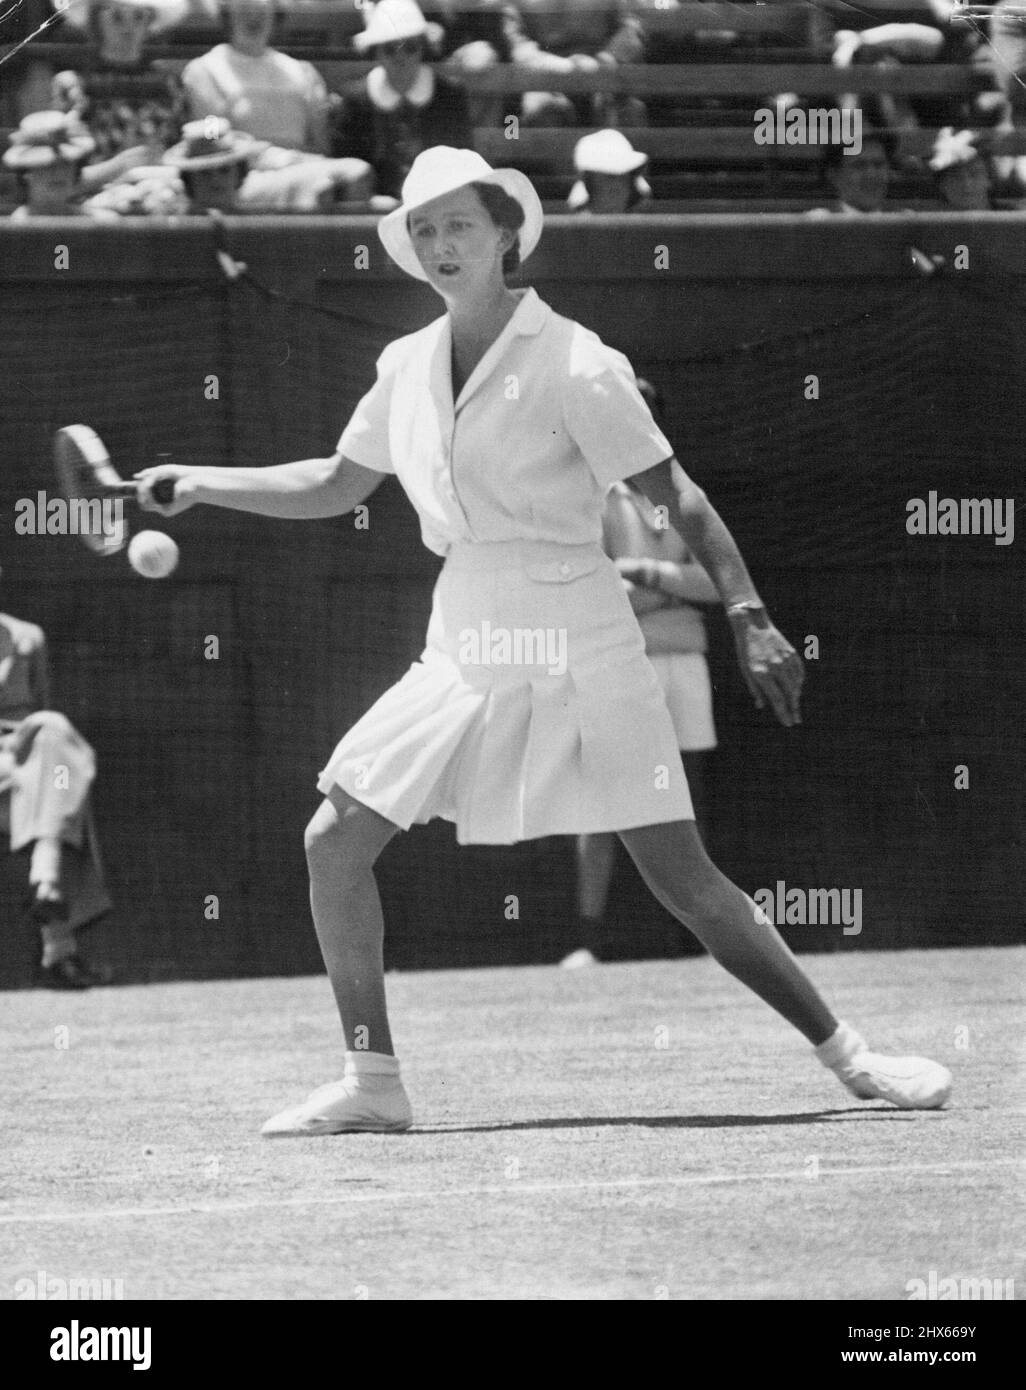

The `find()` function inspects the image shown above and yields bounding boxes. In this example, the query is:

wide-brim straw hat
[164,117,260,171]
[378,146,543,281]
[53,0,189,34]
[3,110,96,170]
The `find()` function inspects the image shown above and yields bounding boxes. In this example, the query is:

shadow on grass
[415,1107,912,1134]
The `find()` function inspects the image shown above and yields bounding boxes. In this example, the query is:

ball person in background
[138,146,952,1133]
[562,378,720,970]
[0,574,111,989]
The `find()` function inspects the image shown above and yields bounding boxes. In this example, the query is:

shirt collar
[367,63,434,111]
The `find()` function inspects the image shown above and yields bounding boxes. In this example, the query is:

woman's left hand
[615,557,659,589]
[731,617,805,727]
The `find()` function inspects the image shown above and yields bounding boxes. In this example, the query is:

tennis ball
[128,530,179,580]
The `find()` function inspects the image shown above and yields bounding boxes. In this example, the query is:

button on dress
[317,287,695,843]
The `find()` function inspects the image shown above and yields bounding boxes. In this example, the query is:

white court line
[0,1158,1021,1226]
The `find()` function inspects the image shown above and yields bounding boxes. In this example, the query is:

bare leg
[619,819,838,1044]
[575,831,617,921]
[303,788,401,1056]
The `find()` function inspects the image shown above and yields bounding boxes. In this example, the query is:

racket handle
[111,479,177,505]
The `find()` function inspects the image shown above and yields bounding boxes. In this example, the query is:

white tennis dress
[317,287,695,843]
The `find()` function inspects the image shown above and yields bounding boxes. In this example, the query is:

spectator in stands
[423,1,517,128]
[180,0,375,205]
[831,2,999,135]
[332,0,471,202]
[809,132,896,216]
[929,126,995,210]
[50,0,191,188]
[562,378,720,970]
[510,0,645,129]
[0,592,111,989]
[164,115,258,210]
[3,111,109,220]
[182,0,333,153]
[567,128,650,213]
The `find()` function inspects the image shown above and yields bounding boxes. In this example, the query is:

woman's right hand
[134,464,203,517]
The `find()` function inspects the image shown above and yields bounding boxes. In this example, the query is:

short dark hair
[468,179,524,277]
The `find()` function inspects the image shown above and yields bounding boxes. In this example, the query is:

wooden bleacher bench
[473,125,1026,168]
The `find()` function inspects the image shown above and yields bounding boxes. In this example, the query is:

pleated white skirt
[317,539,695,844]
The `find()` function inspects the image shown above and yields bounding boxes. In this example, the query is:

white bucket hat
[568,129,650,211]
[378,146,544,281]
[354,0,439,53]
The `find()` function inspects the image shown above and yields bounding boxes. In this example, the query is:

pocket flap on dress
[525,556,602,584]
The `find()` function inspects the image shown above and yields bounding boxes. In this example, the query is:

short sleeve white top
[337,288,674,557]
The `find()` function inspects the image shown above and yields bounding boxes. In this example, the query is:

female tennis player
[138,146,951,1134]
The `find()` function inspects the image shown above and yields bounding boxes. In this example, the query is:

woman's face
[229,0,275,54]
[378,37,425,94]
[189,164,241,211]
[585,172,634,215]
[409,186,512,299]
[25,161,79,211]
[938,156,990,211]
[829,140,890,213]
[95,2,153,63]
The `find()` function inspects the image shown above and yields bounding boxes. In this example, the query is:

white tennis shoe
[816,1021,952,1110]
[262,1052,413,1136]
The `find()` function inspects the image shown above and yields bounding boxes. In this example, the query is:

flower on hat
[929,127,982,174]
[3,110,96,170]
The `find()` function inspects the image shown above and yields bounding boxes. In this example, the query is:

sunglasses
[378,38,423,57]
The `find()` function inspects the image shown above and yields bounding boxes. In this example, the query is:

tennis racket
[53,424,177,557]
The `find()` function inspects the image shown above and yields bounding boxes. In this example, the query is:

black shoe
[38,954,105,991]
[26,885,69,926]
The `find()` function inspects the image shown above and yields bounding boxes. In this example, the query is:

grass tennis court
[2,946,1022,1301]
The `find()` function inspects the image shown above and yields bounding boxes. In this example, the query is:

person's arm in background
[180,54,232,123]
[617,552,720,605]
[631,456,804,725]
[504,5,599,73]
[302,61,332,156]
[601,492,667,616]
[28,629,53,712]
[598,1,644,66]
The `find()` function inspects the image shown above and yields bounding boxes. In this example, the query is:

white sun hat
[574,129,649,177]
[354,0,439,53]
[568,128,650,210]
[378,146,544,281]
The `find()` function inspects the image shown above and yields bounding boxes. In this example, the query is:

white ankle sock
[343,1050,401,1082]
[814,1021,866,1070]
